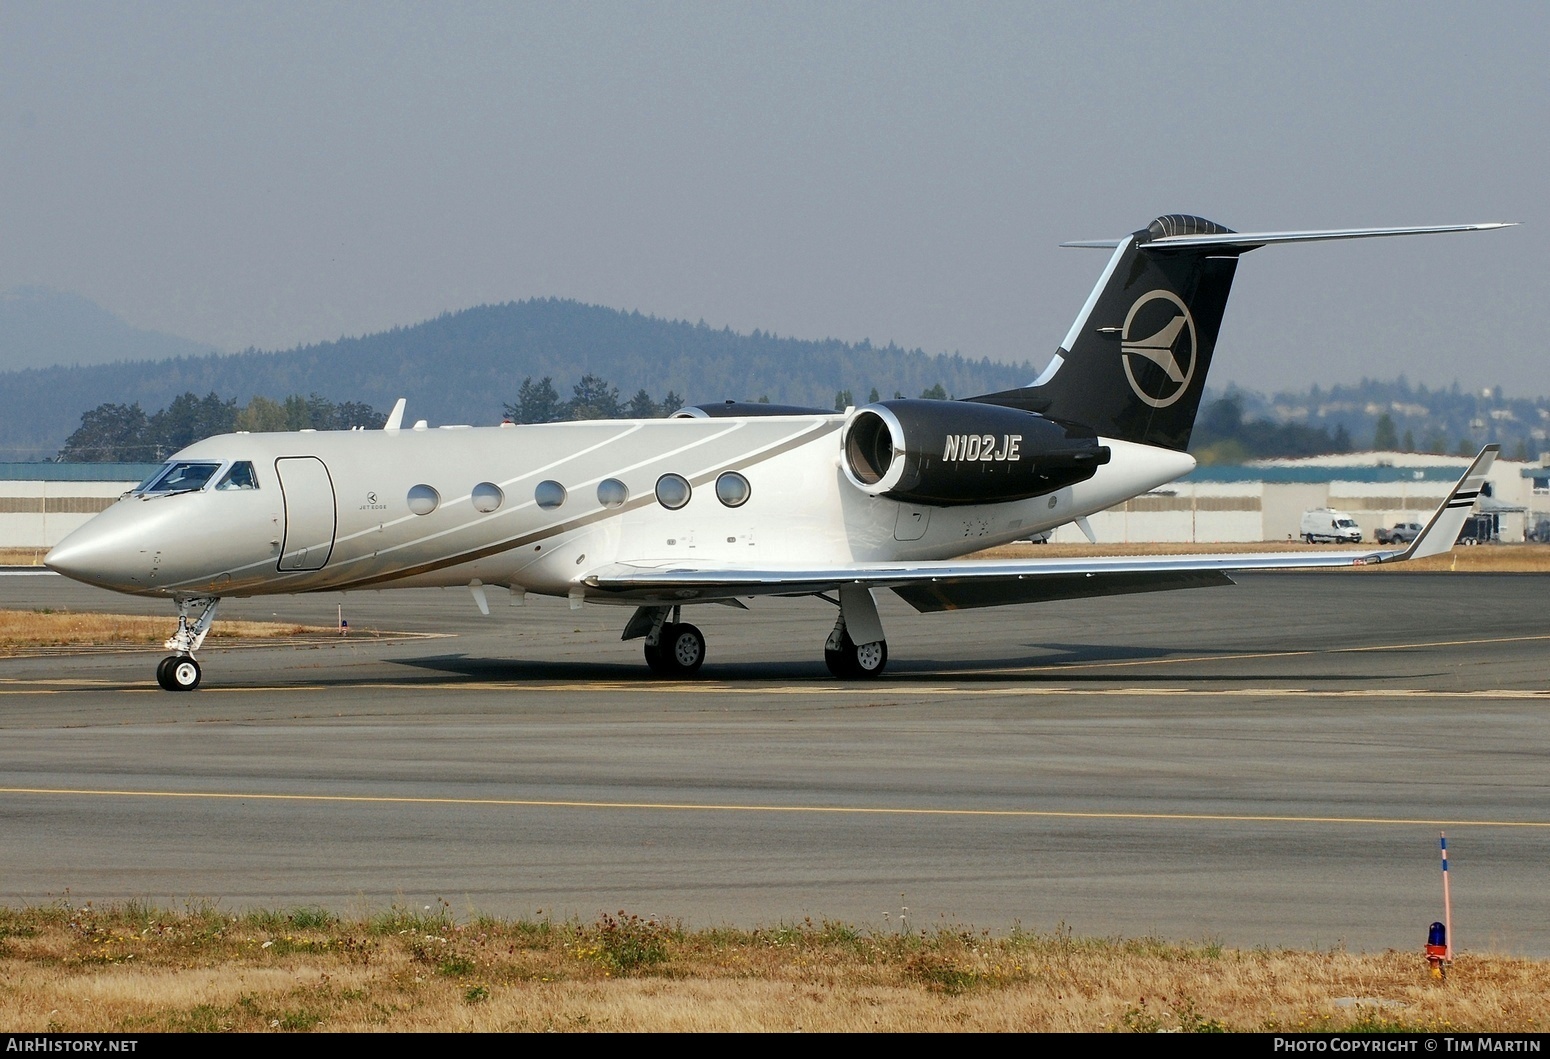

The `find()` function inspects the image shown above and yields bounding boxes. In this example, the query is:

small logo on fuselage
[943,434,1021,462]
[1121,290,1197,408]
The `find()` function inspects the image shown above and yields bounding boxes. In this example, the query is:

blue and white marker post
[1442,833,1453,966]
[1426,833,1453,979]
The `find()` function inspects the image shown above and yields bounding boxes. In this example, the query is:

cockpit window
[216,461,259,490]
[140,461,223,494]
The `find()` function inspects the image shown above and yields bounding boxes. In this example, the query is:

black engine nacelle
[840,400,1110,506]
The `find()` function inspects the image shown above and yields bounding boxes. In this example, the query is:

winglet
[383,398,407,431]
[1397,446,1499,561]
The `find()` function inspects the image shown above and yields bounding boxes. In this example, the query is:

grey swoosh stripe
[324,419,840,591]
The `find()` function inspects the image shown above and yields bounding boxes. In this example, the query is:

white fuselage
[45,414,1194,603]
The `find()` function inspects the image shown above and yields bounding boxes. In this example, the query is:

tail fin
[971,216,1514,452]
[973,214,1242,451]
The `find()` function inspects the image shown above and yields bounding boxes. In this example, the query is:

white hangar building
[0,463,159,558]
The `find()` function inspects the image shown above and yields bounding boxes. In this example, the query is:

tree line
[503,375,684,423]
[77,381,1490,468]
[57,373,968,463]
[504,375,957,422]
[1189,394,1353,464]
[58,393,387,463]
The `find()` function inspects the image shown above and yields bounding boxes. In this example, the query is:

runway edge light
[1425,832,1453,980]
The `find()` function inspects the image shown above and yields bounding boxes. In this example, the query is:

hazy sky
[2,2,1544,395]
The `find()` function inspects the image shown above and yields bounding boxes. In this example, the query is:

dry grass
[0,903,1542,1033]
[973,542,1550,572]
[0,609,335,653]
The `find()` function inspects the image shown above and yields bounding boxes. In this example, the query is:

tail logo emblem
[1121,290,1197,408]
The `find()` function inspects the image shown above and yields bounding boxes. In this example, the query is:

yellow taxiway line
[0,785,1546,830]
[3,682,1549,698]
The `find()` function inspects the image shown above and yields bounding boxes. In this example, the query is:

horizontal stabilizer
[1063,222,1515,251]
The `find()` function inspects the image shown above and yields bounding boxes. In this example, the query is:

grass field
[0,609,339,654]
[1,903,1543,1033]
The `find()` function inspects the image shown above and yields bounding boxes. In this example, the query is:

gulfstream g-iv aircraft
[45,215,1512,690]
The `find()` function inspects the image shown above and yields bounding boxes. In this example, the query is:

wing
[581,447,1498,611]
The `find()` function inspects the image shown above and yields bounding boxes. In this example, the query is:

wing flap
[892,569,1235,613]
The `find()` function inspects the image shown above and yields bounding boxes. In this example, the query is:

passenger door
[275,456,337,571]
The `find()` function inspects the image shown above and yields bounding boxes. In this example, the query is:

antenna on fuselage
[383,398,407,431]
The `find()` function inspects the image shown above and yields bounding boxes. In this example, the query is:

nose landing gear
[157,596,219,692]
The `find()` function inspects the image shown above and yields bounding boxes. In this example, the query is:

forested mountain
[0,298,1035,460]
[10,295,1546,464]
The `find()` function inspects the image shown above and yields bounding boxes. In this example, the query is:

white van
[1300,508,1362,544]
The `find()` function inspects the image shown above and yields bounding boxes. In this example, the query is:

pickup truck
[1375,522,1422,545]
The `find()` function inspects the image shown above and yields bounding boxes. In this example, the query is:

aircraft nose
[45,515,147,591]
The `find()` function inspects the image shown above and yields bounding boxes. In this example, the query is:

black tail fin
[971,216,1512,451]
[973,214,1243,451]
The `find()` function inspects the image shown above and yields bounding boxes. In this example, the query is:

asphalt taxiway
[1,570,1547,955]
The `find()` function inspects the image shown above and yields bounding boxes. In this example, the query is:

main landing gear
[822,584,888,679]
[156,596,219,692]
[622,586,891,680]
[824,622,888,679]
[638,606,706,677]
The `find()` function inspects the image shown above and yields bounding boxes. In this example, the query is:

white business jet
[45,215,1511,690]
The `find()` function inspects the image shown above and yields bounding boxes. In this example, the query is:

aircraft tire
[644,631,673,675]
[166,656,201,692]
[156,656,177,690]
[824,630,887,679]
[664,623,705,676]
[824,645,856,679]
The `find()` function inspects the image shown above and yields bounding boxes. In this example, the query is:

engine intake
[841,400,1110,506]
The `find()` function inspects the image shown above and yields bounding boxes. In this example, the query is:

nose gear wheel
[156,655,202,691]
[155,596,218,691]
